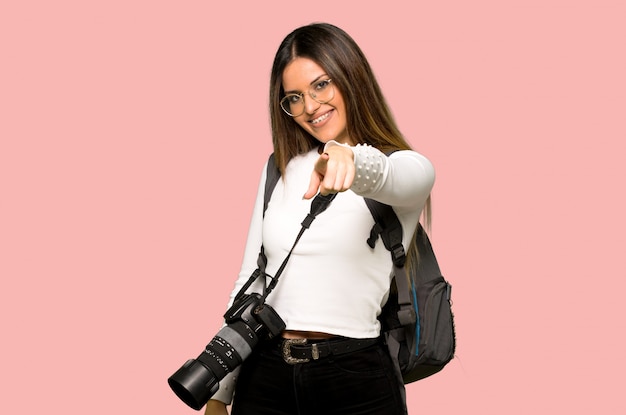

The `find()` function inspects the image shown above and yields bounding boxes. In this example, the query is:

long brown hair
[269,22,413,174]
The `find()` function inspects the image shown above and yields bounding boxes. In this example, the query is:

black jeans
[231,337,405,415]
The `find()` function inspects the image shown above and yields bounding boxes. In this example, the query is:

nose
[303,93,321,115]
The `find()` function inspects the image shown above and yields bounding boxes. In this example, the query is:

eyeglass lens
[281,79,334,116]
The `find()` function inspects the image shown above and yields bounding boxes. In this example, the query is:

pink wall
[1,1,624,413]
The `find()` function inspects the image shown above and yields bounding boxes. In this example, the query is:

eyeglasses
[280,78,335,117]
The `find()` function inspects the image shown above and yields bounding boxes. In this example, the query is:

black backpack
[263,153,455,384]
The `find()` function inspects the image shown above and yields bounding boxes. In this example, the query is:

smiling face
[281,57,353,146]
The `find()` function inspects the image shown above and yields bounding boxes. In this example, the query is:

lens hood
[168,359,219,410]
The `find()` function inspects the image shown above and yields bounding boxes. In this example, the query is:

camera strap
[234,191,338,305]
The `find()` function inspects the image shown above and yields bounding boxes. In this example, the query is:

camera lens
[168,359,219,410]
[168,295,268,409]
[168,321,257,410]
[203,322,258,377]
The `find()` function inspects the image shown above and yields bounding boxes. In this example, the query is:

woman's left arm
[304,141,435,208]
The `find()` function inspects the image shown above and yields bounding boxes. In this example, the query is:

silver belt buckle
[282,338,317,364]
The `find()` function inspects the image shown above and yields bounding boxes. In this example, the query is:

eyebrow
[283,74,329,95]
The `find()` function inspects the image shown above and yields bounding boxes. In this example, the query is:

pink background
[1,1,625,413]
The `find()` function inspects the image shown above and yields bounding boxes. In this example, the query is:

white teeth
[311,112,330,124]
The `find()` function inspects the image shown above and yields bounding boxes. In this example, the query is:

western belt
[281,337,379,364]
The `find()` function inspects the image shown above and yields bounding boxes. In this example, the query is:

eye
[314,79,331,91]
[286,94,302,104]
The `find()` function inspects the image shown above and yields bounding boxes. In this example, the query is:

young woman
[205,22,435,415]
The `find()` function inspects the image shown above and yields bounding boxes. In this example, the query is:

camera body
[168,292,285,410]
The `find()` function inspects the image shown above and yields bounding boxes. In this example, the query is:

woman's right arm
[205,159,270,409]
[204,399,229,415]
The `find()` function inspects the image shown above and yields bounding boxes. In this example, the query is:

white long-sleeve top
[212,141,435,403]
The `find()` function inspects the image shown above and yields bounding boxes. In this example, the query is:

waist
[281,330,336,340]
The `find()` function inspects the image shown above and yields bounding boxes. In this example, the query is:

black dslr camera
[168,292,285,410]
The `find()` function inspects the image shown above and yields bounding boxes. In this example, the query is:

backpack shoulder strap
[364,199,440,274]
[365,196,443,325]
[364,198,415,325]
[254,153,280,283]
[264,153,280,216]
[364,199,406,267]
